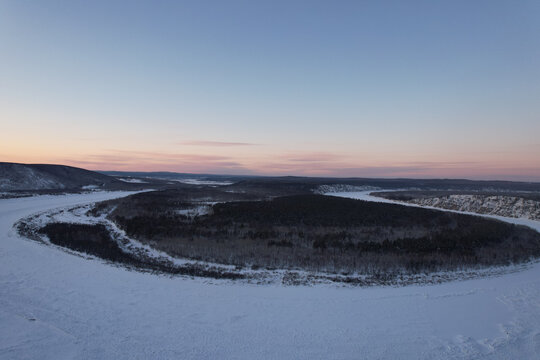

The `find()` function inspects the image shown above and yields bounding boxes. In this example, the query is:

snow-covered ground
[0,166,64,191]
[2,191,540,359]
[116,178,148,184]
[172,178,234,186]
[401,194,540,221]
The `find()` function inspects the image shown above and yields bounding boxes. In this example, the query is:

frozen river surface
[1,191,540,359]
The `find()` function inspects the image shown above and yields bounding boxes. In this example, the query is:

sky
[1,0,539,181]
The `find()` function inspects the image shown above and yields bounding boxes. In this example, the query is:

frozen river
[1,191,540,359]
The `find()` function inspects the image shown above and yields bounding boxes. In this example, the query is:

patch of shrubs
[38,222,244,280]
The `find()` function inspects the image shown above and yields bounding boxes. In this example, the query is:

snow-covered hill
[404,195,540,221]
[0,162,121,191]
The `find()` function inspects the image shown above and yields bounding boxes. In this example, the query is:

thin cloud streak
[102,149,232,162]
[178,140,258,147]
[53,149,540,182]
[63,149,256,175]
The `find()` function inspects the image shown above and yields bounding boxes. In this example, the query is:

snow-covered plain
[116,178,149,184]
[2,191,540,359]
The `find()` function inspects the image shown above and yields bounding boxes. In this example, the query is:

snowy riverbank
[2,191,540,359]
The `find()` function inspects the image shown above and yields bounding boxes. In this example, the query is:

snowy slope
[403,195,540,221]
[0,164,64,190]
[2,192,540,359]
[0,162,120,191]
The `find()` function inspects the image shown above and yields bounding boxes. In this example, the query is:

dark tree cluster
[106,194,540,274]
[38,223,244,279]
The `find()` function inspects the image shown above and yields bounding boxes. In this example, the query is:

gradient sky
[1,0,539,180]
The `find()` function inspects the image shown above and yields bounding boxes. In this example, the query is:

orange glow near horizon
[2,1,539,182]
[3,143,540,181]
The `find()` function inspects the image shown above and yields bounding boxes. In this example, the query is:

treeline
[38,222,243,279]
[40,223,128,262]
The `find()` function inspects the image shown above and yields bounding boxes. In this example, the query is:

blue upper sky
[1,0,539,180]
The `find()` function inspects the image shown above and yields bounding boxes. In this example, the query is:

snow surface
[2,191,540,359]
[172,178,234,186]
[0,166,64,191]
[403,194,540,221]
[116,178,148,184]
[81,185,99,190]
[174,204,214,217]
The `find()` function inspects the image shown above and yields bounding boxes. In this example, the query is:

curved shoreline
[3,191,540,358]
[13,190,540,286]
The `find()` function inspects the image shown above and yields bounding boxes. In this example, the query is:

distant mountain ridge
[102,171,540,192]
[0,162,121,191]
[99,170,253,182]
[3,162,540,193]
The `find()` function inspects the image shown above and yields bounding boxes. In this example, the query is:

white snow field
[2,191,540,359]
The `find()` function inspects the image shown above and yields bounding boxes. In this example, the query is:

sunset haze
[1,0,539,180]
